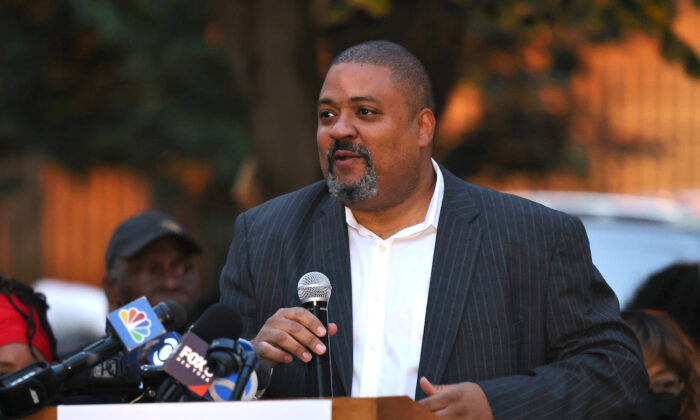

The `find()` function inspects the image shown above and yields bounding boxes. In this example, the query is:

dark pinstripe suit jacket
[219,166,648,419]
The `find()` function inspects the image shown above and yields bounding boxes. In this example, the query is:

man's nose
[162,267,184,287]
[328,113,357,141]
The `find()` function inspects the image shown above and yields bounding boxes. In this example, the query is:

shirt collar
[345,159,444,239]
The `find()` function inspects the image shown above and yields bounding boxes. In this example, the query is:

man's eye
[178,262,194,275]
[319,110,335,119]
[359,108,376,116]
[149,264,163,276]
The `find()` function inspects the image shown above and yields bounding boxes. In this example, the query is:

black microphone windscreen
[191,303,242,342]
[155,300,187,331]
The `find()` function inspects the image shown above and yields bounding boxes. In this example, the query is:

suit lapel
[305,195,353,396]
[415,169,482,399]
[299,168,481,398]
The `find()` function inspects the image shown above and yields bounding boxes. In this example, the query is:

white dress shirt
[348,159,444,398]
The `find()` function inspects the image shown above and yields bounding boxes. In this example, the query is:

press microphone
[205,339,271,401]
[297,271,332,397]
[254,359,271,392]
[161,303,242,398]
[144,332,182,366]
[204,360,270,401]
[58,331,182,401]
[194,306,264,401]
[55,299,185,382]
[0,299,186,418]
[58,356,142,400]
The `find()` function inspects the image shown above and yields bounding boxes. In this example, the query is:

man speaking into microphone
[219,41,648,419]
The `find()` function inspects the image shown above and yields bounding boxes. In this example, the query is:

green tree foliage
[311,0,700,178]
[0,0,248,183]
[0,0,249,289]
[1,0,699,289]
[3,0,697,191]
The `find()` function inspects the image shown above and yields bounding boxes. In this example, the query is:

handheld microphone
[297,272,332,397]
[0,299,186,418]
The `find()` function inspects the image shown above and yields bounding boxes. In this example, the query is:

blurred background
[1,0,699,321]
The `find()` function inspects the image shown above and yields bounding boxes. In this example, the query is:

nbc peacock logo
[107,297,165,351]
[118,307,152,343]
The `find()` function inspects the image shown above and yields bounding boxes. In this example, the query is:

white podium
[25,396,437,420]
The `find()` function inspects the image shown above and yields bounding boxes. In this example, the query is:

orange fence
[38,163,150,286]
[0,158,150,286]
[468,0,700,197]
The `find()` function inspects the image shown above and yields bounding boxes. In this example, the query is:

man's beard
[326,142,378,204]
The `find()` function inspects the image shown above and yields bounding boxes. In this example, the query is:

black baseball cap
[105,210,202,269]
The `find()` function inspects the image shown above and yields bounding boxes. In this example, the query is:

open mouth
[327,143,372,174]
[333,150,364,162]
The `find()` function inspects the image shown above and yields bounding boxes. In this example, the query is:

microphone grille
[297,272,332,303]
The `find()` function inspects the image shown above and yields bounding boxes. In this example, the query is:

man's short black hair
[331,40,435,116]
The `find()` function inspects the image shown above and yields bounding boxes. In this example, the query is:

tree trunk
[208,0,321,207]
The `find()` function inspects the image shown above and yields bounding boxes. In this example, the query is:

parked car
[511,191,700,307]
[34,279,108,357]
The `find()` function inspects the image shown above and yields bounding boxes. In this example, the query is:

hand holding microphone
[250,273,338,369]
[297,272,333,397]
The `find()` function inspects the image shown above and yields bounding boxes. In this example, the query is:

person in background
[103,210,202,321]
[622,310,700,420]
[0,276,57,376]
[626,262,700,347]
[54,211,203,404]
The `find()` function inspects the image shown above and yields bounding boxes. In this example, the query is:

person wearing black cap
[54,211,202,405]
[103,210,202,316]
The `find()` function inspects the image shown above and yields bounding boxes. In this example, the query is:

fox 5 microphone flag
[107,297,166,351]
[163,331,214,396]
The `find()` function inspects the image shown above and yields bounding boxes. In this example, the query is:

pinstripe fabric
[219,166,648,418]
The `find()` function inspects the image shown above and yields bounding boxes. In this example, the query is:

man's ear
[416,108,436,148]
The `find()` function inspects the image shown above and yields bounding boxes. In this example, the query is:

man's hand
[250,307,338,367]
[418,377,495,420]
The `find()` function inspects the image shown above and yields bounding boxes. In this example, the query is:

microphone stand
[229,351,258,401]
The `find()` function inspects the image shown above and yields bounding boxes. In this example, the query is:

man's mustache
[327,142,372,171]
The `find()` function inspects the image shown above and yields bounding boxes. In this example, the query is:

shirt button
[378,244,386,252]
